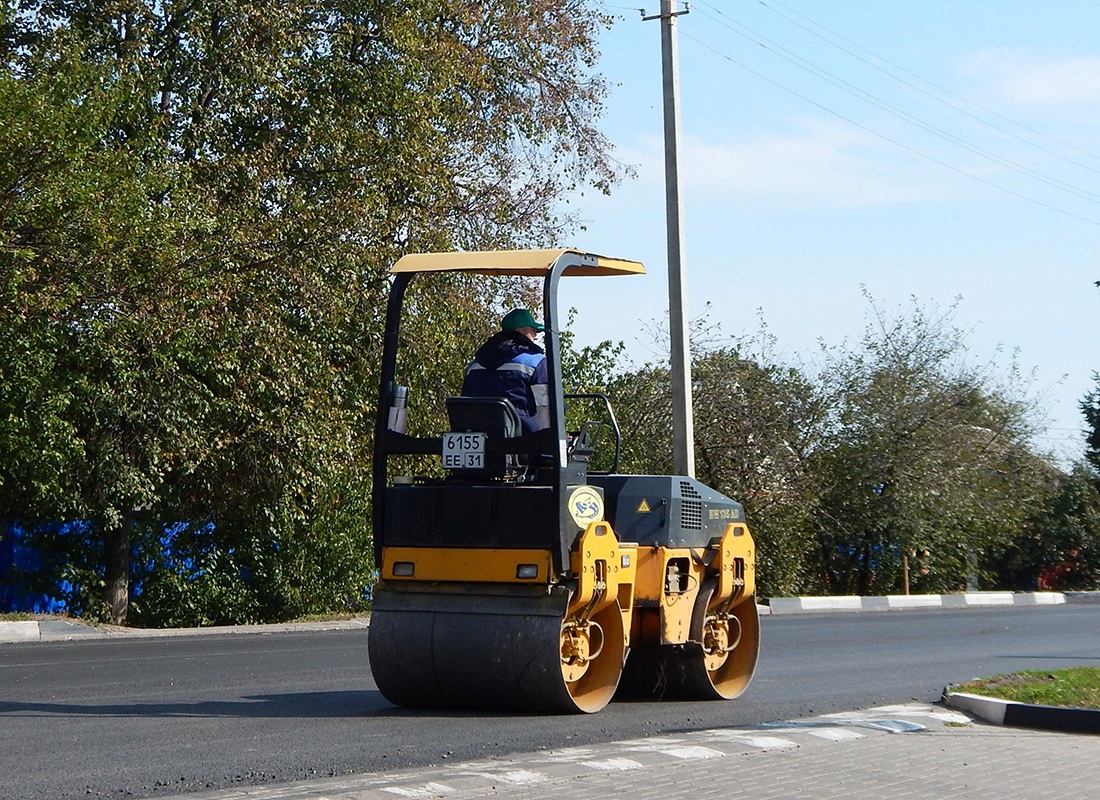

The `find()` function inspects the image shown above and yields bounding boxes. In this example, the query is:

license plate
[442,432,486,469]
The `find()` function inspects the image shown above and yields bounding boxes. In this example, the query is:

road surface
[2,604,1098,799]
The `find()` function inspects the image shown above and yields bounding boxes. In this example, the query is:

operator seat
[445,396,525,479]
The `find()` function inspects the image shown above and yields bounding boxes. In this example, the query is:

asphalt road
[3,604,1099,800]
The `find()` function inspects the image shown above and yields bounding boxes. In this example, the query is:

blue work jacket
[462,331,550,434]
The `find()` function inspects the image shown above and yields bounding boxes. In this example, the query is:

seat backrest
[446,396,522,438]
[445,396,523,478]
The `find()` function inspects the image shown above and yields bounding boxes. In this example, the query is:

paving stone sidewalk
[167,704,1100,800]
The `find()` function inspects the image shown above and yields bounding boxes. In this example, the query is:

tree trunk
[103,514,131,625]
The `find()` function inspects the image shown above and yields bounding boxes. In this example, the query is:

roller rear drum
[368,584,626,714]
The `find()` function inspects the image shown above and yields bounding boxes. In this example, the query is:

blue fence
[0,522,69,613]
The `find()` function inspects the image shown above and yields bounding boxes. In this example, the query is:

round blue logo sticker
[568,486,604,529]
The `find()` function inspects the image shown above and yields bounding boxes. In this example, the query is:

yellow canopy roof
[391,249,645,278]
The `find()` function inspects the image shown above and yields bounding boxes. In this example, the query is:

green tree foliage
[691,349,822,597]
[0,43,195,620]
[600,365,664,473]
[807,297,1049,594]
[1,0,622,623]
[1082,374,1100,475]
[598,296,1062,598]
[595,319,823,597]
[987,464,1100,592]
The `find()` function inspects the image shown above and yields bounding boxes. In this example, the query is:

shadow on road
[0,691,566,720]
[0,690,387,718]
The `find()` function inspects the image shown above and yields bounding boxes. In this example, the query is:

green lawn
[953,667,1100,710]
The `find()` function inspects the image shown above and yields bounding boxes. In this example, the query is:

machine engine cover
[591,475,747,549]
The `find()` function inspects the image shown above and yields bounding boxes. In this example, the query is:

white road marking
[581,758,645,771]
[381,781,456,797]
[808,728,866,741]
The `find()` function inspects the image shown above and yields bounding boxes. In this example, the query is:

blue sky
[562,0,1100,465]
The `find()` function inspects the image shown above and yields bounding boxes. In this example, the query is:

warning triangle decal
[637,499,651,513]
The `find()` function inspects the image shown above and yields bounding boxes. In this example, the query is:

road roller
[368,249,759,713]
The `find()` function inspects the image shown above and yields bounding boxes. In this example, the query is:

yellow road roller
[368,249,759,713]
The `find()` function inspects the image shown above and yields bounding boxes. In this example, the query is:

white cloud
[964,49,1100,106]
[616,121,967,208]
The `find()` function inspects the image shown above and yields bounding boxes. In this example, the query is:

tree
[573,296,1061,599]
[0,42,194,620]
[1082,375,1100,475]
[808,296,1049,594]
[595,316,825,597]
[690,349,822,596]
[1086,279,1100,476]
[989,464,1100,591]
[1,0,624,623]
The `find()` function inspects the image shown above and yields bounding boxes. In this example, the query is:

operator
[462,308,550,434]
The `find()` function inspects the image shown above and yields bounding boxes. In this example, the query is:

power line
[675,3,1100,225]
[689,4,1100,206]
[748,0,1100,172]
[600,2,647,11]
[677,29,1100,227]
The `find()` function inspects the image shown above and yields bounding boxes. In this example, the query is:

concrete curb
[766,591,1067,615]
[1064,590,1100,604]
[0,616,370,644]
[943,689,1100,735]
[0,591,1084,643]
[0,620,40,643]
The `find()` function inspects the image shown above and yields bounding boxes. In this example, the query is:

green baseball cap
[501,308,544,332]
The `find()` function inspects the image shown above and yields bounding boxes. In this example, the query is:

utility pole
[644,0,695,477]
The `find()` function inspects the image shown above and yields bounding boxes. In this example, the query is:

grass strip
[954,667,1100,710]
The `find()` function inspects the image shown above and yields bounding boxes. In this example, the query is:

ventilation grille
[681,501,703,530]
[679,480,704,530]
[680,480,701,499]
